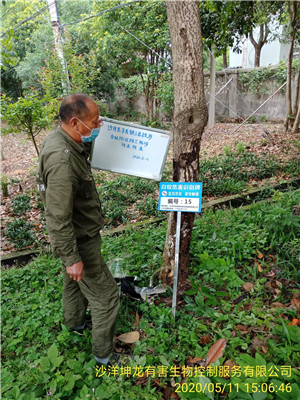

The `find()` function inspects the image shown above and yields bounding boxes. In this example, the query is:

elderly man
[37,93,120,366]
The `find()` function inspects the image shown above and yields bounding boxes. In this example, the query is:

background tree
[249,24,269,68]
[283,0,300,132]
[292,50,300,133]
[161,0,208,287]
[0,0,48,98]
[248,1,285,67]
[2,91,58,156]
[87,0,170,121]
[0,0,115,100]
[38,35,102,99]
[200,1,256,68]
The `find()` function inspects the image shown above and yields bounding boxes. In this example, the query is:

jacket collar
[57,126,85,154]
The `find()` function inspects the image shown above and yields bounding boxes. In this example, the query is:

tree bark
[161,1,208,288]
[223,49,228,69]
[284,0,299,132]
[292,104,300,133]
[284,32,296,132]
[292,46,300,123]
[249,24,268,68]
[292,62,300,133]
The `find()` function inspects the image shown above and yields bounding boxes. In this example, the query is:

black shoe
[70,328,85,335]
[69,313,93,335]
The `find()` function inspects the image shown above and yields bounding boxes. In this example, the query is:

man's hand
[66,261,84,281]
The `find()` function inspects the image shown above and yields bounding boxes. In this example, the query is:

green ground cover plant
[94,149,299,229]
[11,194,31,215]
[2,147,298,251]
[93,173,161,228]
[2,189,299,399]
[199,151,300,197]
[5,219,37,249]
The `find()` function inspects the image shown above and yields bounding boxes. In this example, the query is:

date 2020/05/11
[175,382,293,394]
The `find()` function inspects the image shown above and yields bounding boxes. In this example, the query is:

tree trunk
[249,24,268,68]
[284,0,299,132]
[254,46,262,68]
[284,30,296,132]
[292,47,300,122]
[142,75,152,122]
[161,1,208,288]
[292,59,300,133]
[29,129,40,156]
[292,104,300,133]
[223,49,228,69]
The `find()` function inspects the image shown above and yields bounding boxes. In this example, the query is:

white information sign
[91,117,172,181]
[158,182,203,213]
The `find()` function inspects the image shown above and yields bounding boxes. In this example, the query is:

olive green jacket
[37,126,104,266]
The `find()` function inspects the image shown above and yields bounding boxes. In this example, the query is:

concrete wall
[109,67,297,122]
[206,68,296,121]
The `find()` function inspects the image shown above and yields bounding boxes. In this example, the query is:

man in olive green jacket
[37,93,120,366]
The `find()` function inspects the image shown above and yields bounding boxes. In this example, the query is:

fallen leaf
[224,359,235,373]
[292,291,300,300]
[236,324,249,331]
[10,169,27,175]
[291,292,300,312]
[205,338,227,367]
[256,250,263,259]
[134,313,142,330]
[230,331,236,338]
[117,331,140,343]
[271,302,285,308]
[187,356,204,365]
[135,375,148,386]
[200,334,212,345]
[262,346,268,354]
[113,346,123,353]
[255,258,263,272]
[291,298,300,311]
[250,336,265,351]
[266,255,277,263]
[265,269,277,279]
[243,282,255,291]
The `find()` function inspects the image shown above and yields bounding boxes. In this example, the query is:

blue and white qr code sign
[158,182,203,213]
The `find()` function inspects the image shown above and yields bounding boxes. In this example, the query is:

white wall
[229,24,287,68]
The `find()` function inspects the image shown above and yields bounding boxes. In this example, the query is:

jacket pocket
[79,175,94,199]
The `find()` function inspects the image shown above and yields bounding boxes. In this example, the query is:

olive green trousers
[62,234,120,358]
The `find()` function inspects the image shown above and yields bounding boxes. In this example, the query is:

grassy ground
[2,189,300,400]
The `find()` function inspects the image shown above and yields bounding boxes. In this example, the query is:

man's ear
[70,117,78,128]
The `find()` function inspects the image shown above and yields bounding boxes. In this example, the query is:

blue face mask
[77,118,100,143]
